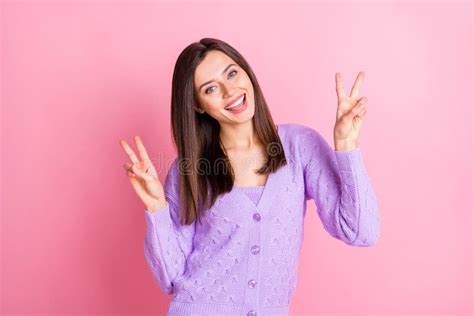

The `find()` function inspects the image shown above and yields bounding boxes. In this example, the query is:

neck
[219,120,260,151]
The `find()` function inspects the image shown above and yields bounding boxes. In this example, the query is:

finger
[123,162,133,172]
[131,163,154,181]
[358,106,368,118]
[348,101,366,119]
[335,72,347,99]
[134,136,152,163]
[353,104,367,120]
[124,163,138,178]
[357,96,368,105]
[350,71,364,99]
[120,140,140,164]
[128,175,153,205]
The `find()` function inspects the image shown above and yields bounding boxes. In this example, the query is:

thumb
[347,99,366,121]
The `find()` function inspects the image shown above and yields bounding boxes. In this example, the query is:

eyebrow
[198,63,236,92]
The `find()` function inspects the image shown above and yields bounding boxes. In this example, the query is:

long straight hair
[170,38,287,226]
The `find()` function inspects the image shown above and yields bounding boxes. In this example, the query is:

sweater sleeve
[299,126,380,247]
[143,158,196,294]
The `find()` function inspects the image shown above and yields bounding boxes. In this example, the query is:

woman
[120,38,379,316]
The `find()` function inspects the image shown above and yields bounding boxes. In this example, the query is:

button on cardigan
[143,123,380,316]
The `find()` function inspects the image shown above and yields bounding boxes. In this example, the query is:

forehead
[194,50,236,83]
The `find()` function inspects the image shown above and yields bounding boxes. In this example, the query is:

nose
[221,83,237,99]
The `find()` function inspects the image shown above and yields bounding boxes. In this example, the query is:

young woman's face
[194,50,255,125]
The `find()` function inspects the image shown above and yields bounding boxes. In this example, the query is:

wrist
[334,139,358,152]
[146,200,167,213]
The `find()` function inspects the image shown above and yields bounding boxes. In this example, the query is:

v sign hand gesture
[333,71,368,151]
[120,136,167,212]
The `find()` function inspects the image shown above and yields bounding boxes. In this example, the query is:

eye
[205,86,216,94]
[204,70,238,94]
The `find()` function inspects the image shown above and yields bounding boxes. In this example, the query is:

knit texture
[143,123,380,316]
[234,186,265,206]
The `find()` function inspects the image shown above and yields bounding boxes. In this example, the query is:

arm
[143,158,196,294]
[300,127,380,246]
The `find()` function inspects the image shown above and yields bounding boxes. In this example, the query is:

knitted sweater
[235,186,265,206]
[143,123,380,316]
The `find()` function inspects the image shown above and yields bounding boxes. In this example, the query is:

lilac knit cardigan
[143,123,380,316]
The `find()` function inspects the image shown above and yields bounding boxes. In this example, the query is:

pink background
[2,1,472,315]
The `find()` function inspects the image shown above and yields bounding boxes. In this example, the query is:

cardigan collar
[225,124,290,213]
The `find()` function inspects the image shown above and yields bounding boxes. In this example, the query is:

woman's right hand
[120,136,167,212]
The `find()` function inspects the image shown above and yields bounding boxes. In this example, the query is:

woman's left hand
[333,71,368,151]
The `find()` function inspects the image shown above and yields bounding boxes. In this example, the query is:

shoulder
[278,122,324,145]
[278,123,330,166]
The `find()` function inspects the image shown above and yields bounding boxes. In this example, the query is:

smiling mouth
[225,94,246,111]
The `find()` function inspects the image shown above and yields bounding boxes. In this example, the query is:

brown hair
[170,37,287,226]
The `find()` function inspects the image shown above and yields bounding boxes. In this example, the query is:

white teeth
[225,95,245,110]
